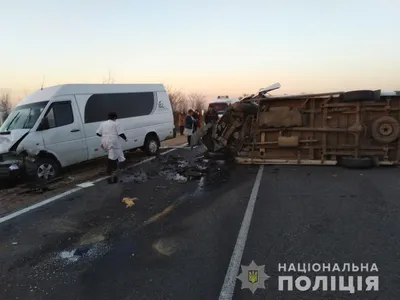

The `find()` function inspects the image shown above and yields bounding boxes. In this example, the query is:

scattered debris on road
[59,250,80,263]
[156,153,223,184]
[57,242,111,265]
[122,197,138,208]
[152,236,180,256]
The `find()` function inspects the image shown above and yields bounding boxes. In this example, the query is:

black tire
[231,102,259,114]
[339,156,373,169]
[370,116,400,144]
[143,134,160,156]
[339,90,381,102]
[204,151,226,159]
[26,157,60,182]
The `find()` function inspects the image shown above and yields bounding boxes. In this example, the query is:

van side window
[84,92,155,123]
[45,101,74,128]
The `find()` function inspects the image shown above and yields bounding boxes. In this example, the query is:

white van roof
[18,84,166,107]
[209,97,239,104]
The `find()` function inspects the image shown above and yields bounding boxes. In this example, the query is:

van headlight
[9,164,19,170]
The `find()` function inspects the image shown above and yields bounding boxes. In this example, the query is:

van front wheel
[143,135,160,156]
[27,157,60,182]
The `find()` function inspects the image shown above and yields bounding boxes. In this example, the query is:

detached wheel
[143,134,160,156]
[339,156,373,169]
[27,157,60,182]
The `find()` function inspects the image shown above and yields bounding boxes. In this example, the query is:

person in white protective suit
[96,112,127,184]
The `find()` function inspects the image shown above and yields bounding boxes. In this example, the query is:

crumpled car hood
[0,129,30,154]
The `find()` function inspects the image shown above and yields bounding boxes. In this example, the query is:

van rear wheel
[143,134,160,156]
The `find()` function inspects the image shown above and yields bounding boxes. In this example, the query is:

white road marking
[160,145,186,149]
[76,182,95,188]
[219,165,264,300]
[0,187,82,224]
[0,144,187,225]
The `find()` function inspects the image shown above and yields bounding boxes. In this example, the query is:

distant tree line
[0,91,11,123]
[167,86,207,113]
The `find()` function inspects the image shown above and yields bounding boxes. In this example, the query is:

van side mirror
[37,117,49,131]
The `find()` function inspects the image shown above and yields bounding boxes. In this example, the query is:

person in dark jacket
[178,111,185,135]
[192,110,199,133]
[184,109,195,146]
[204,106,219,125]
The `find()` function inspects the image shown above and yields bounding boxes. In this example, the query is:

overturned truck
[201,83,400,168]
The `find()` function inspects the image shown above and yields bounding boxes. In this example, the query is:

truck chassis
[202,84,400,168]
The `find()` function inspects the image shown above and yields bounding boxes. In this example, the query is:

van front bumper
[0,154,24,180]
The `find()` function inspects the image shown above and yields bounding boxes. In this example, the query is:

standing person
[192,109,199,133]
[178,111,185,135]
[96,112,128,184]
[205,106,219,125]
[195,109,202,129]
[184,109,195,146]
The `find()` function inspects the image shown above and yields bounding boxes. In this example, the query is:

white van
[208,96,239,119]
[0,84,174,181]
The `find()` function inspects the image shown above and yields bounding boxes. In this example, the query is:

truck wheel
[27,157,60,182]
[370,116,400,144]
[339,90,381,102]
[143,134,160,156]
[339,156,373,169]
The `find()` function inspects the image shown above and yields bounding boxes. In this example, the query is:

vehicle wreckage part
[277,136,299,147]
[203,85,400,166]
[258,107,303,128]
[339,156,373,169]
[230,102,258,114]
[259,82,281,94]
[370,116,400,144]
[8,132,30,152]
[234,158,338,165]
[203,151,228,160]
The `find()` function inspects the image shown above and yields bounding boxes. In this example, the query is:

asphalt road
[0,146,399,300]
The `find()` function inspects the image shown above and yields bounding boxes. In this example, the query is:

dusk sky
[1,0,399,104]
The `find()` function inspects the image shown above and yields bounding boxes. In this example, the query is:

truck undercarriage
[200,83,400,168]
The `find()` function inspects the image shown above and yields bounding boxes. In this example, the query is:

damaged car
[198,83,400,168]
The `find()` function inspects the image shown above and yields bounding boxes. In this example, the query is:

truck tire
[370,116,400,144]
[339,90,381,102]
[204,151,226,160]
[26,157,60,182]
[339,156,373,169]
[143,134,160,156]
[231,102,258,114]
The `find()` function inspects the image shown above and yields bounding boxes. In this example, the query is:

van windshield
[0,101,49,132]
[209,102,229,115]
